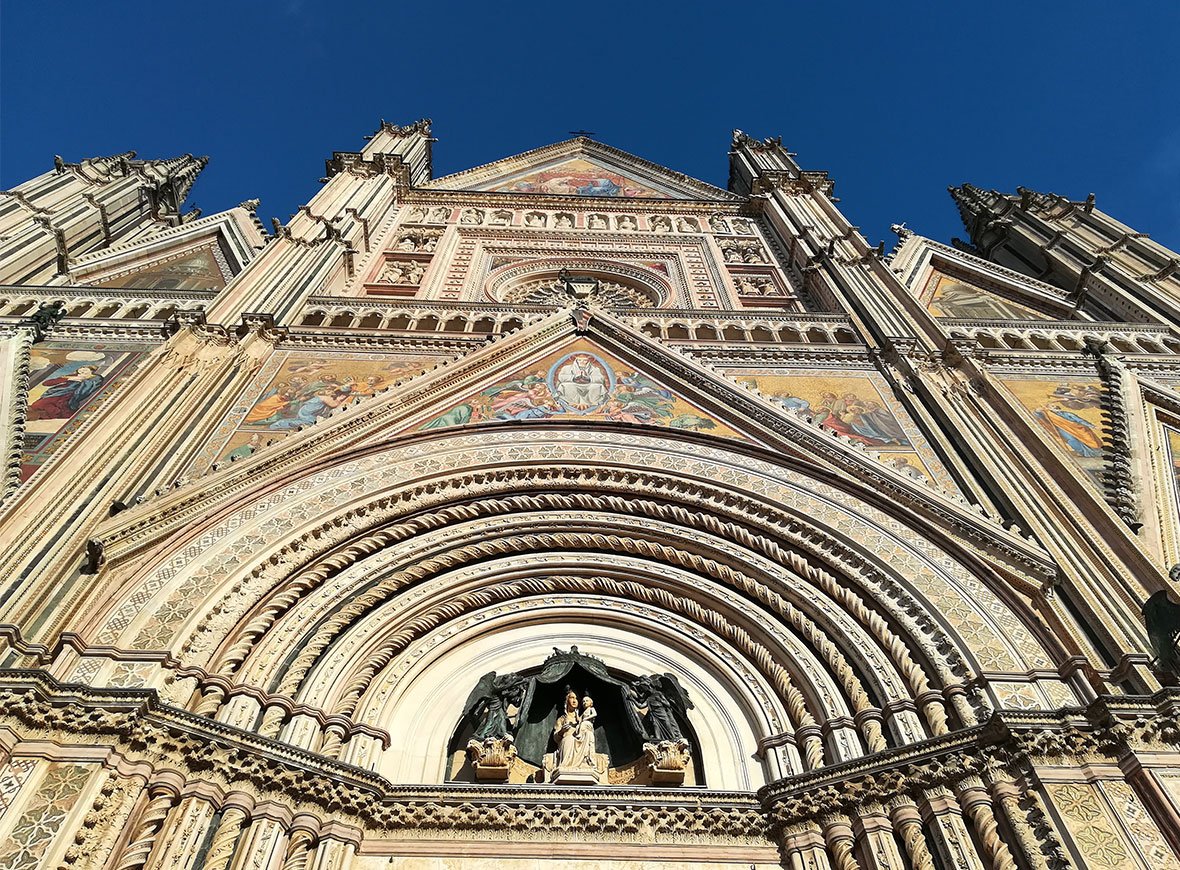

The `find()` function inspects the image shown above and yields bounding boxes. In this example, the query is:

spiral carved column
[110,785,177,870]
[988,777,1050,870]
[819,813,862,870]
[201,806,248,870]
[889,797,936,870]
[958,777,1018,870]
[280,829,316,870]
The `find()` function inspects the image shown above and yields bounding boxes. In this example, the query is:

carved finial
[271,217,283,235]
[54,155,65,172]
[1084,192,1096,213]
[238,198,261,213]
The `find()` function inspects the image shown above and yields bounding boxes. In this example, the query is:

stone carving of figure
[616,215,637,231]
[491,209,512,226]
[405,206,427,223]
[731,218,753,234]
[588,214,607,229]
[554,352,608,410]
[555,213,574,228]
[709,215,728,233]
[525,212,546,228]
[677,217,699,233]
[554,690,597,771]
[460,208,484,225]
[650,215,672,233]
[428,206,450,222]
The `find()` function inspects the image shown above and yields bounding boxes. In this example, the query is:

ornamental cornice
[758,690,1180,828]
[277,330,481,353]
[0,672,771,843]
[937,317,1174,335]
[0,284,220,303]
[5,673,1176,844]
[324,151,411,184]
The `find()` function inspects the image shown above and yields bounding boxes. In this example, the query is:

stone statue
[628,674,695,784]
[462,671,527,739]
[548,688,605,784]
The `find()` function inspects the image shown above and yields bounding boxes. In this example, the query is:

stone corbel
[161,310,237,374]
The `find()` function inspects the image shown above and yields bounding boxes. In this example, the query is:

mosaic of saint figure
[424,345,736,437]
[26,364,106,420]
[1033,384,1104,458]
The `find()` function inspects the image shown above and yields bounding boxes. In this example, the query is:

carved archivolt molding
[183,482,982,716]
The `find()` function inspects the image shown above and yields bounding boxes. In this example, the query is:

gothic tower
[1,120,1179,869]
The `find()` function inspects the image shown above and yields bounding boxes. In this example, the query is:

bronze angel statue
[460,671,529,740]
[627,674,694,742]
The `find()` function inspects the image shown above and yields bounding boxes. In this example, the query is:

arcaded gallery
[1,121,1179,868]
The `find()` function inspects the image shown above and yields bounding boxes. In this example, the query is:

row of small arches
[637,321,861,345]
[298,309,528,334]
[0,297,200,320]
[954,329,1180,354]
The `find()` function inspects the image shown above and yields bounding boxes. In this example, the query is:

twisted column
[111,784,177,870]
[986,775,1052,870]
[201,806,248,870]
[820,813,862,870]
[889,797,936,870]
[257,704,287,739]
[959,778,1017,870]
[280,829,316,870]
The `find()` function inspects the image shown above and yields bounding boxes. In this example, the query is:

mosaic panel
[193,350,441,468]
[424,338,739,438]
[91,243,229,291]
[0,759,35,815]
[1165,427,1180,532]
[922,269,1050,320]
[0,762,91,870]
[724,369,951,485]
[484,157,667,198]
[1001,377,1107,490]
[22,344,146,482]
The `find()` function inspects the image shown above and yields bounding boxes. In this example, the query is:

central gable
[484,156,668,198]
[425,138,739,201]
[419,336,742,439]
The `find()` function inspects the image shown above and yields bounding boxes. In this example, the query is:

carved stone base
[644,739,692,785]
[467,736,517,782]
[542,751,609,785]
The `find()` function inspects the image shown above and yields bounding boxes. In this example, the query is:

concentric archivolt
[74,430,1062,786]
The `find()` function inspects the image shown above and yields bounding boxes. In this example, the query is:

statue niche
[448,647,700,785]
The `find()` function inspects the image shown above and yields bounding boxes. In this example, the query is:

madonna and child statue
[453,647,697,785]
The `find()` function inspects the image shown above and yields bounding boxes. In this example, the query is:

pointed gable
[922,268,1053,320]
[426,138,738,201]
[420,336,742,438]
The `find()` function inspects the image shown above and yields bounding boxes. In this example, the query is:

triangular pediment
[425,138,738,201]
[891,234,1075,322]
[417,336,743,438]
[68,206,267,290]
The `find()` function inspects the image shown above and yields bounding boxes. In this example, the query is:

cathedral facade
[0,121,1179,869]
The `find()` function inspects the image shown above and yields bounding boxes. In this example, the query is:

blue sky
[3,2,1178,251]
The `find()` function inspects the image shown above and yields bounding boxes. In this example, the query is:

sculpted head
[565,689,578,711]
